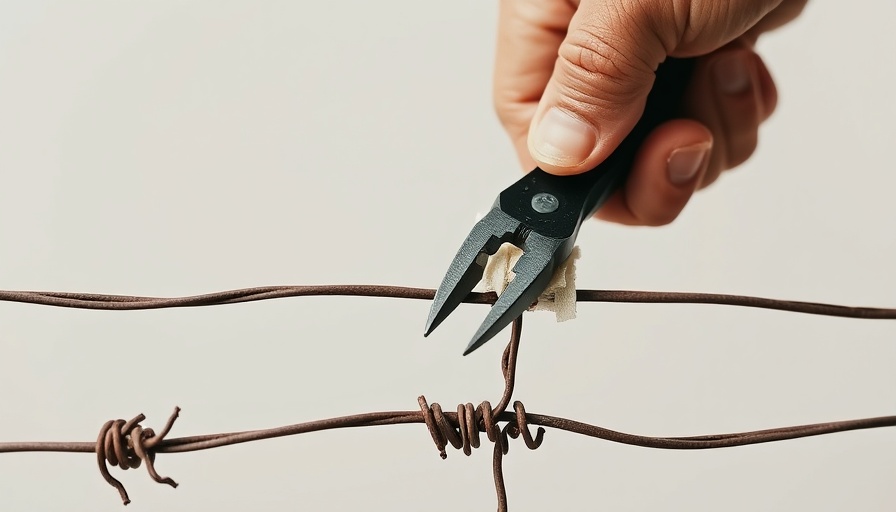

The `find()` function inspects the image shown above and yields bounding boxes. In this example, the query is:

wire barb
[95,408,181,505]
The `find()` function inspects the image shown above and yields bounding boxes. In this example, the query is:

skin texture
[494,0,808,225]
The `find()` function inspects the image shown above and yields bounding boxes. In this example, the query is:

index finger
[493,0,576,166]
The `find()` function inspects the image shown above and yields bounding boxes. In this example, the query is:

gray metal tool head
[424,207,566,355]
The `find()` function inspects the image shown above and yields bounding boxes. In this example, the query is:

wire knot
[95,407,181,505]
[417,396,544,459]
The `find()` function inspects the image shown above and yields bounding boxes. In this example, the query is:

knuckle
[560,27,626,78]
[556,25,654,109]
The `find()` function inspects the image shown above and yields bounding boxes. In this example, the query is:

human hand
[494,0,807,225]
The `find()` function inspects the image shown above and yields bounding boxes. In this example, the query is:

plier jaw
[423,207,569,355]
[425,57,695,355]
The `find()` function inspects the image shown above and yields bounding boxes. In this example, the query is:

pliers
[425,57,695,355]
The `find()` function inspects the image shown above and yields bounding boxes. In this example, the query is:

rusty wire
[0,285,894,318]
[0,284,895,510]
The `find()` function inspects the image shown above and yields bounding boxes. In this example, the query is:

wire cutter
[425,57,695,355]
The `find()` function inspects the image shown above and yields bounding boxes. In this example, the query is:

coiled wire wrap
[95,408,181,505]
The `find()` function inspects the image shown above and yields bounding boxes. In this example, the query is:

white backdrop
[1,2,894,510]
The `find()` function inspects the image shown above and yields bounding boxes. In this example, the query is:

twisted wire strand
[0,285,894,319]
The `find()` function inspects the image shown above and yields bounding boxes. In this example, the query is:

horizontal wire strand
[0,285,894,318]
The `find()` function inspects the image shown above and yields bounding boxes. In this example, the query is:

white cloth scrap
[475,243,581,322]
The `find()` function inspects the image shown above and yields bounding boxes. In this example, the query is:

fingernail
[713,52,752,95]
[529,107,597,168]
[667,142,710,185]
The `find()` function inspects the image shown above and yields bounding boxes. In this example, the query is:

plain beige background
[1,2,894,510]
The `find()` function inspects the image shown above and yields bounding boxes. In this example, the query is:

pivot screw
[531,192,559,214]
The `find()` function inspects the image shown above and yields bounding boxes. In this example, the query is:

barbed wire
[0,284,894,510]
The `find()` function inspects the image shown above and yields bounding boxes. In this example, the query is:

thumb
[525,0,671,175]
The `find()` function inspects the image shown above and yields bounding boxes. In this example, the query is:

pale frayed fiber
[474,243,580,322]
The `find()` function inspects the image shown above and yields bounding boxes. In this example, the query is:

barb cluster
[96,409,181,505]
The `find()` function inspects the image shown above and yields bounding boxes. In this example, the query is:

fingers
[596,120,713,226]
[525,0,669,174]
[493,0,575,161]
[683,45,774,187]
[594,45,775,225]
[520,0,784,175]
